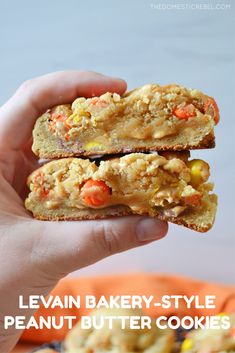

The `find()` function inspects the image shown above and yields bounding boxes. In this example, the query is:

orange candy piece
[204,97,220,125]
[173,104,196,119]
[229,327,235,337]
[32,172,49,197]
[183,193,202,207]
[90,97,108,107]
[50,112,71,130]
[81,179,111,207]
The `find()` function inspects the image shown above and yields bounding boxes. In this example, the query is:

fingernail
[136,218,168,242]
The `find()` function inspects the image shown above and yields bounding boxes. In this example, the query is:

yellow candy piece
[154,185,160,193]
[72,115,82,124]
[84,141,107,151]
[218,312,228,317]
[181,338,193,351]
[65,113,81,127]
[72,113,81,124]
[187,159,210,187]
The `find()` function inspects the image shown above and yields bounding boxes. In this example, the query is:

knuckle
[17,78,36,94]
[94,222,121,256]
[78,70,102,79]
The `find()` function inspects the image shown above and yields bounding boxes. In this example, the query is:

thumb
[36,216,168,278]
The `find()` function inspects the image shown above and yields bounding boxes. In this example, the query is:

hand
[0,71,168,352]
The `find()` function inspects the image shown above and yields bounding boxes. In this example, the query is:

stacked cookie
[25,84,219,232]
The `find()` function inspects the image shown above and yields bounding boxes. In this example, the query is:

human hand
[0,71,168,352]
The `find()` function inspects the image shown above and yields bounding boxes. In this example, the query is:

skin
[0,71,168,353]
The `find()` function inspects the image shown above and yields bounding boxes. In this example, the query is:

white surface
[0,0,234,284]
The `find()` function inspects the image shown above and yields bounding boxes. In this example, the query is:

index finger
[0,71,127,149]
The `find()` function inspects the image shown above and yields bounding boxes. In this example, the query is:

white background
[0,0,234,284]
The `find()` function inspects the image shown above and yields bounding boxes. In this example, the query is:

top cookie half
[32,84,219,158]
